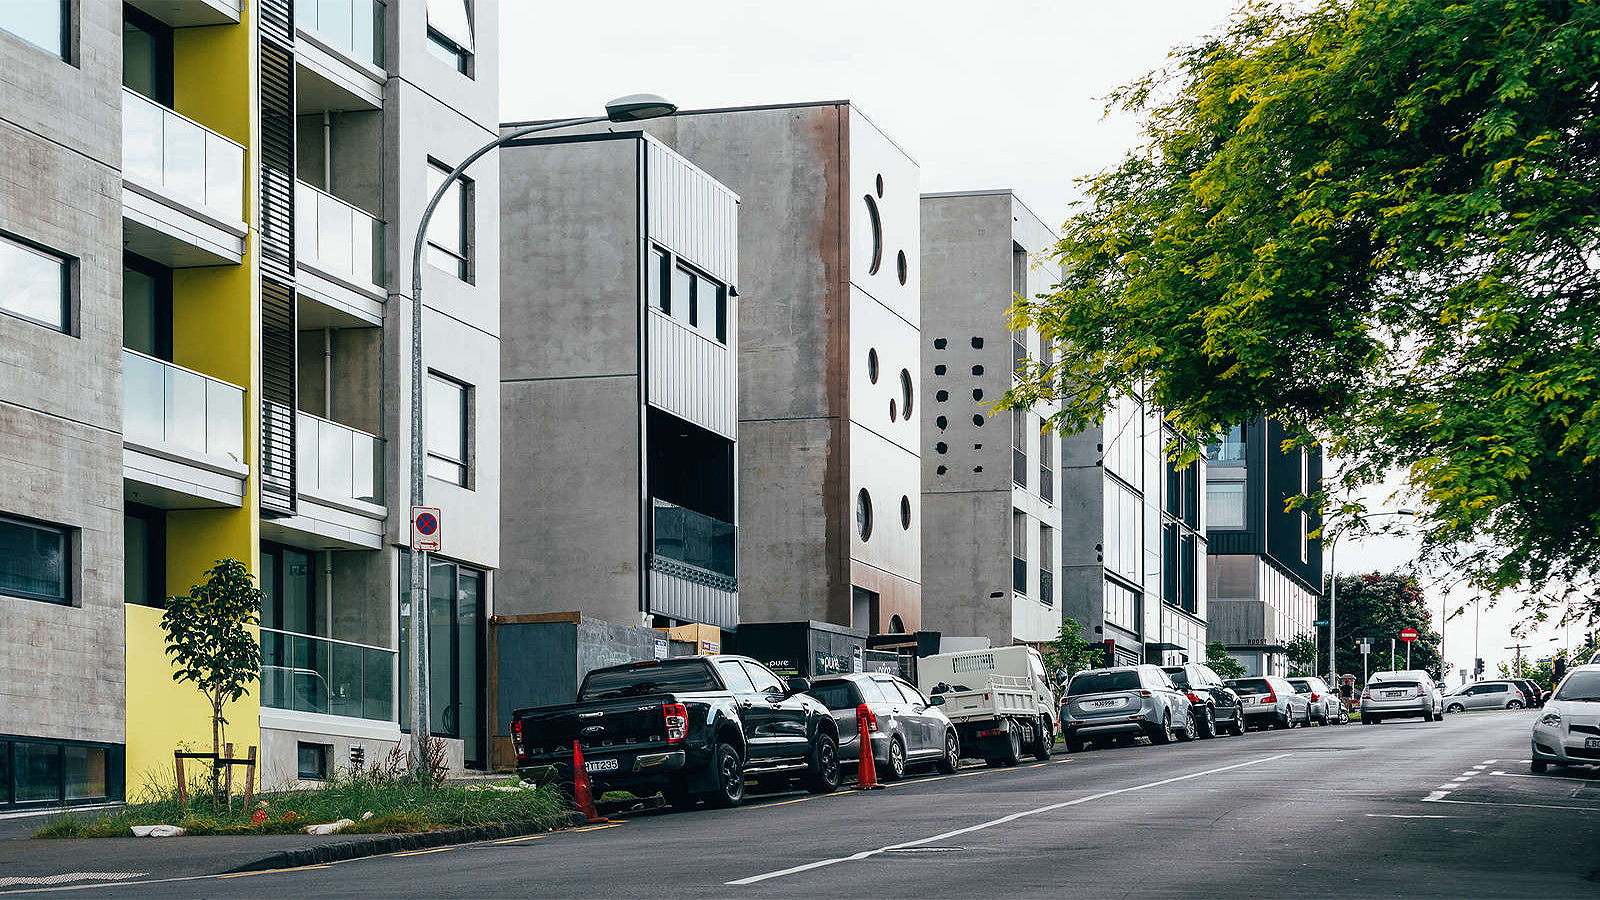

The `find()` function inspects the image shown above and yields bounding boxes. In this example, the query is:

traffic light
[1555,657,1567,680]
[1474,658,1485,677]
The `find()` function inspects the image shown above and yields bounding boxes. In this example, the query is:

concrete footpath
[0,811,585,890]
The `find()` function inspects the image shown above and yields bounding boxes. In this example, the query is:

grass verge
[35,774,569,839]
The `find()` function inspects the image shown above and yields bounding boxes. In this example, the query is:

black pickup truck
[510,655,841,808]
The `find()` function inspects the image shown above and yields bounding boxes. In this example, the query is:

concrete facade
[506,102,923,636]
[497,131,740,631]
[918,191,1063,648]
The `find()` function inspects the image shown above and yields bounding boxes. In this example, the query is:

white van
[916,645,1057,766]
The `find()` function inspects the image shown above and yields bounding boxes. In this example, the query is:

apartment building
[0,0,500,807]
[1205,418,1324,677]
[1057,388,1210,668]
[918,191,1062,649]
[512,101,923,636]
[497,132,740,631]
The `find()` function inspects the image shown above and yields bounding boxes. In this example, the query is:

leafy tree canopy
[1206,641,1246,680]
[1320,572,1441,684]
[1004,0,1600,618]
[1044,618,1104,685]
[1285,631,1318,677]
[162,558,263,766]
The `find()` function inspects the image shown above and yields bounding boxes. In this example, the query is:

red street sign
[1400,627,1419,643]
[411,506,442,552]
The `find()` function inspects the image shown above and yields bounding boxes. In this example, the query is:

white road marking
[1450,777,1471,782]
[0,873,149,889]
[1471,765,1487,770]
[1491,770,1600,784]
[1422,796,1600,812]
[1483,759,1499,764]
[1366,814,1451,819]
[1423,791,1452,802]
[725,754,1292,886]
[1437,784,1462,790]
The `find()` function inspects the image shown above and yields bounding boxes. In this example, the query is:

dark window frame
[0,512,74,606]
[0,0,70,62]
[424,0,474,76]
[398,553,487,769]
[0,734,122,808]
[0,231,72,335]
[424,159,472,282]
[122,252,173,360]
[655,248,729,347]
[121,2,174,106]
[425,371,471,488]
[123,502,166,609]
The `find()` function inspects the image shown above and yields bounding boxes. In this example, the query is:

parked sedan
[806,673,959,780]
[1442,680,1529,713]
[1225,676,1311,730]
[1163,664,1245,737]
[1062,665,1196,751]
[1288,676,1345,725]
[1513,679,1545,709]
[1531,665,1600,772]
[1362,670,1443,723]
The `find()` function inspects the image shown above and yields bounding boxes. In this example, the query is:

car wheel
[1229,712,1246,736]
[1531,758,1548,774]
[1033,716,1055,760]
[1151,712,1174,745]
[701,742,745,808]
[1000,720,1024,765]
[881,736,907,782]
[936,731,960,774]
[1508,700,1525,710]
[803,732,841,794]
[1275,712,1290,730]
[1196,707,1217,739]
[1447,703,1465,713]
[1176,709,1198,742]
[1065,736,1085,754]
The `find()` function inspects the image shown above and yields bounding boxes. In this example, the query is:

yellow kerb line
[218,865,330,878]
[395,846,457,857]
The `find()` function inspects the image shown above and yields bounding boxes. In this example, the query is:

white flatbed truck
[916,645,1057,766]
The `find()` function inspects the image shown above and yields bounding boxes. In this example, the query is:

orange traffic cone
[856,704,883,790]
[570,739,609,824]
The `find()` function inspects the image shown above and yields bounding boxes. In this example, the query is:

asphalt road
[11,709,1600,898]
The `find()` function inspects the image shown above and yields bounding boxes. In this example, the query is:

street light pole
[403,94,678,776]
[1326,508,1414,687]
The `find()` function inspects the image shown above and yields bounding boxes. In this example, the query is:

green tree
[1003,0,1600,619]
[1205,642,1245,680]
[162,558,262,793]
[1043,618,1103,685]
[1320,572,1440,685]
[1285,631,1318,677]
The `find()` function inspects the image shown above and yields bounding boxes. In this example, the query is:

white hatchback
[1531,664,1600,773]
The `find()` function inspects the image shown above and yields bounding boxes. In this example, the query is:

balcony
[296,0,384,112]
[261,628,394,723]
[297,0,381,67]
[122,349,247,509]
[652,499,736,581]
[296,181,383,294]
[297,412,384,506]
[121,89,246,266]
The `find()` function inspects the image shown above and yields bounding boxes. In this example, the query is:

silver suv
[1288,676,1345,725]
[1442,680,1528,712]
[1226,676,1312,730]
[1362,670,1442,723]
[1062,665,1195,751]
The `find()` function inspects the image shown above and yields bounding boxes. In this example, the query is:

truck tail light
[510,719,525,757]
[857,703,879,733]
[663,703,688,743]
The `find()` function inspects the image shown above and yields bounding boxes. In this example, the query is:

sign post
[1401,627,1418,670]
[1357,638,1372,686]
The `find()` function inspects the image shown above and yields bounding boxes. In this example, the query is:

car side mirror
[785,677,811,696]
[929,695,946,706]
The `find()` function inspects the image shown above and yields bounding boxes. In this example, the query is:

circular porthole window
[856,489,873,541]
[897,250,908,285]
[867,347,879,383]
[972,365,985,376]
[899,369,913,420]
[889,614,905,633]
[936,464,948,475]
[889,399,898,421]
[864,195,884,276]
[900,495,911,530]
[876,174,885,198]
[972,414,985,427]
[936,415,948,431]
[936,390,949,402]
[935,442,948,454]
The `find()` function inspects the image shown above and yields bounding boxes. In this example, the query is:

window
[1039,429,1053,503]
[425,373,469,486]
[1039,523,1053,606]
[1012,509,1027,595]
[1181,534,1197,612]
[1011,241,1028,299]
[1103,480,1140,583]
[0,513,71,605]
[856,489,873,540]
[0,233,69,332]
[892,680,926,706]
[425,0,473,73]
[713,659,757,693]
[1299,449,1311,563]
[0,0,66,59]
[1012,410,1028,487]
[647,246,668,314]
[399,556,485,768]
[123,504,165,608]
[260,543,319,635]
[424,161,470,280]
[122,5,173,105]
[123,256,171,359]
[297,742,330,781]
[1208,424,1246,466]
[1162,522,1178,606]
[740,662,784,695]
[1207,481,1245,529]
[1103,580,1141,631]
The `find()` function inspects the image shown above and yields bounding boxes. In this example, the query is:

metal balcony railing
[122,349,245,466]
[296,181,383,290]
[296,0,383,66]
[261,628,394,722]
[296,412,384,505]
[121,89,244,222]
[652,499,736,579]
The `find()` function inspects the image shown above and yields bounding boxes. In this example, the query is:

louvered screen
[258,0,293,46]
[259,41,295,282]
[258,19,297,516]
[260,279,297,515]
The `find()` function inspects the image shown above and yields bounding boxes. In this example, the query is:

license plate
[1384,691,1406,698]
[585,758,619,773]
[1089,699,1119,709]
[1585,738,1600,750]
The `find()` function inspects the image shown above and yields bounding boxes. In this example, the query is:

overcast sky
[498,0,1565,682]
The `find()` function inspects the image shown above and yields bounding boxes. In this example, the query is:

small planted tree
[1043,618,1102,687]
[1205,642,1245,680]
[1285,632,1318,677]
[162,558,262,800]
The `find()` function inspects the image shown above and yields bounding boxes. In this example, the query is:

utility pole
[1506,642,1530,677]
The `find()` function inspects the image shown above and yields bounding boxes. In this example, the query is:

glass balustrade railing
[297,412,384,505]
[652,499,736,579]
[296,181,383,290]
[261,628,394,722]
[121,89,244,222]
[296,0,383,67]
[122,349,245,466]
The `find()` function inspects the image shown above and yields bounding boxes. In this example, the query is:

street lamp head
[605,93,678,122]
[1396,508,1417,516]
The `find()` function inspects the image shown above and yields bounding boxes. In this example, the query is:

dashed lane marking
[1422,791,1452,802]
[1422,796,1600,812]
[1491,770,1600,784]
[1367,814,1452,819]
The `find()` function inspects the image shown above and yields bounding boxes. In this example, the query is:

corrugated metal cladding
[649,564,738,629]
[648,310,736,438]
[644,141,738,286]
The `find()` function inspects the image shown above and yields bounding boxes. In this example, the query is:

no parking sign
[411,507,442,552]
